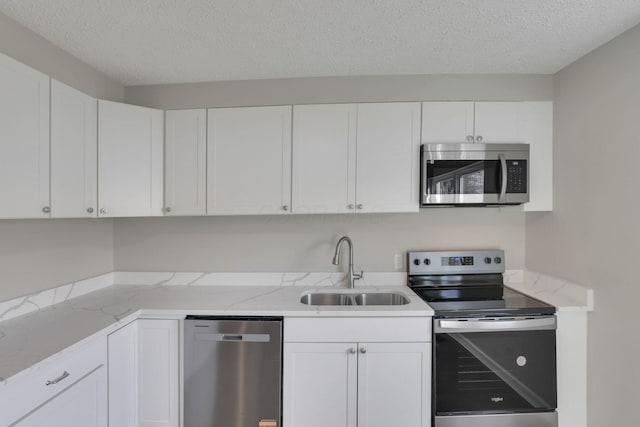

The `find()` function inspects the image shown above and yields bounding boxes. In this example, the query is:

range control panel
[408,250,505,275]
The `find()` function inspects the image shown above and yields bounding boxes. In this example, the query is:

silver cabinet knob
[466,135,474,142]
[42,206,50,214]
[347,204,355,210]
[349,348,357,354]
[360,347,367,354]
[356,204,363,210]
[476,135,483,142]
[282,205,289,211]
[99,208,107,215]
[165,207,172,213]
[86,207,94,214]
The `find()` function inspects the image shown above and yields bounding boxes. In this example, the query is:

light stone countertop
[0,281,433,385]
[0,267,594,387]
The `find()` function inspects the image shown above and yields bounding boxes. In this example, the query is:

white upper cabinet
[98,100,164,217]
[292,104,356,214]
[474,101,526,143]
[421,101,526,144]
[165,109,206,216]
[0,52,50,219]
[421,101,474,143]
[207,106,292,215]
[522,101,553,212]
[356,102,420,213]
[292,103,419,214]
[50,80,98,218]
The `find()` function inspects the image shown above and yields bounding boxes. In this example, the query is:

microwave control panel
[506,160,527,193]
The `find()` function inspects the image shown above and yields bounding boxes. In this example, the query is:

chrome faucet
[332,236,363,288]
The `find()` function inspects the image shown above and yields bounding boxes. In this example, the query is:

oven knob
[423,258,431,266]
[413,259,421,266]
[494,257,502,264]
[484,257,492,264]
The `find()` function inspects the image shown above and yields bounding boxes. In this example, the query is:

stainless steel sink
[354,292,409,306]
[300,292,409,306]
[300,293,355,306]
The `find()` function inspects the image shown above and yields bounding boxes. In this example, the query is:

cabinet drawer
[0,336,107,426]
[284,317,431,343]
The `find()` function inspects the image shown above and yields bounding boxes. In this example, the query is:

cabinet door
[98,100,163,217]
[137,319,180,427]
[283,342,358,427]
[292,104,357,214]
[356,102,421,213]
[474,102,526,143]
[15,366,107,427]
[421,102,474,144]
[357,342,431,427]
[108,320,137,427]
[50,80,98,218]
[207,106,292,215]
[0,52,50,218]
[165,109,206,216]
[522,101,553,212]
[108,319,180,427]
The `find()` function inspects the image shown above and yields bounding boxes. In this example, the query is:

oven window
[434,330,557,415]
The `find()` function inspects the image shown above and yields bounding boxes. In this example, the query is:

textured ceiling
[1,0,640,86]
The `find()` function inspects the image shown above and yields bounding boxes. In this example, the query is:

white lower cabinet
[284,342,358,427]
[283,317,432,427]
[14,367,107,427]
[0,336,107,427]
[108,319,180,427]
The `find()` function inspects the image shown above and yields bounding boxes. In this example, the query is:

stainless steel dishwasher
[184,316,283,427]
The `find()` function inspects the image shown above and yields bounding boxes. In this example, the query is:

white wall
[526,23,640,427]
[114,210,525,272]
[125,74,553,109]
[0,12,122,301]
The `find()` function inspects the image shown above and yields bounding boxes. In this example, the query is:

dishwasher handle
[195,333,271,343]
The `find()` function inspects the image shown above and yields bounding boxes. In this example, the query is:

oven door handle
[435,316,556,333]
[498,153,508,202]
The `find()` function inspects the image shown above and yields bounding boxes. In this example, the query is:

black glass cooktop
[408,272,555,318]
[419,287,556,318]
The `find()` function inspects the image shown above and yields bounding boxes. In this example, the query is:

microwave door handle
[422,160,429,203]
[499,153,508,202]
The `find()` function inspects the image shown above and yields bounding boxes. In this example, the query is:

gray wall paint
[0,12,121,301]
[0,11,124,101]
[117,75,550,274]
[114,210,525,272]
[0,219,114,300]
[526,24,640,427]
[125,74,553,109]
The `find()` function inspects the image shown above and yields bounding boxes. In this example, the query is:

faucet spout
[332,236,363,288]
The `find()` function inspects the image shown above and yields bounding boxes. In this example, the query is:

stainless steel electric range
[408,250,558,427]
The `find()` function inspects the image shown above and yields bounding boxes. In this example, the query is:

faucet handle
[355,270,364,280]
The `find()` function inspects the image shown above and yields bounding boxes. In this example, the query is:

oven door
[433,316,557,420]
[421,143,529,206]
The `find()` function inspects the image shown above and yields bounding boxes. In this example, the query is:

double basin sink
[300,291,410,306]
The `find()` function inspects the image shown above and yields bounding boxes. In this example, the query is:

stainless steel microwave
[421,143,530,206]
